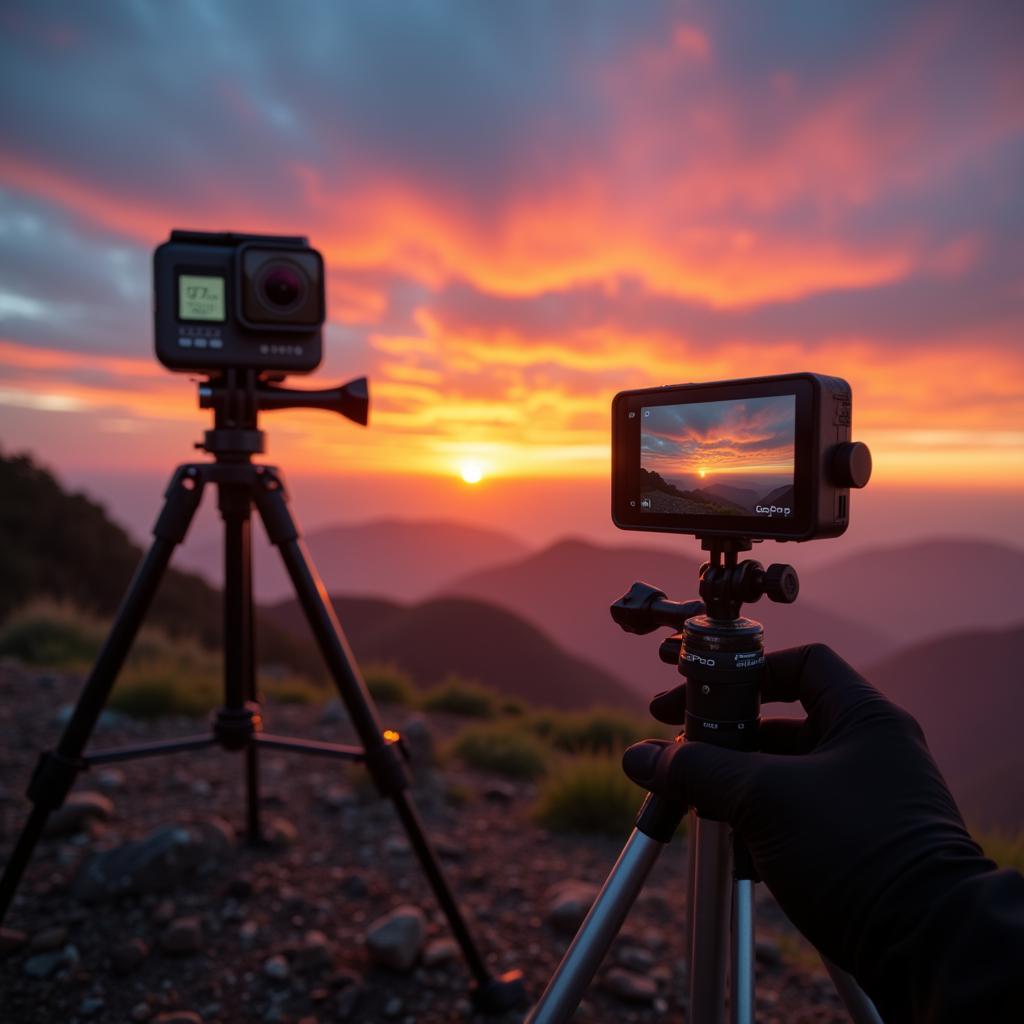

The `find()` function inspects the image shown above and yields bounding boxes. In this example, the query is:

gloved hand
[622,644,1024,1023]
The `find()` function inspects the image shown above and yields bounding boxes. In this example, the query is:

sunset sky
[1,2,1022,552]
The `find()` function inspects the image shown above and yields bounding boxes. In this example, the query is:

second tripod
[527,538,882,1024]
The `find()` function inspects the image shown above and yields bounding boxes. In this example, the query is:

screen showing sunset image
[640,395,795,517]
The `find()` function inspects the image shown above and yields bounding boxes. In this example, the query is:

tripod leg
[526,795,684,1024]
[730,878,755,1024]
[253,470,524,1011]
[217,478,262,842]
[0,466,204,925]
[689,816,733,1024]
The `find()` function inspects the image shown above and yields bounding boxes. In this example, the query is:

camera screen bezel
[612,374,819,541]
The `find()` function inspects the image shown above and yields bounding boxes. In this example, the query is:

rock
[615,944,655,973]
[152,1014,203,1024]
[384,836,410,856]
[54,703,123,729]
[320,699,345,724]
[433,836,465,861]
[263,954,289,982]
[755,937,784,968]
[365,905,426,972]
[295,930,333,971]
[398,715,434,765]
[30,925,68,950]
[383,995,404,1017]
[482,782,516,805]
[422,937,459,967]
[319,784,355,811]
[340,872,369,899]
[160,917,203,956]
[44,791,115,836]
[546,881,599,934]
[602,967,658,1003]
[111,937,149,974]
[336,984,363,1020]
[23,950,67,978]
[79,996,105,1016]
[0,927,27,954]
[130,1002,153,1022]
[74,820,234,901]
[96,767,126,790]
[264,816,298,849]
[239,920,260,945]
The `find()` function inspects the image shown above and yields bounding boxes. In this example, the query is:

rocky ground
[0,664,851,1023]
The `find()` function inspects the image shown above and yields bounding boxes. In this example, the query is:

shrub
[0,602,104,668]
[421,675,499,718]
[529,708,656,755]
[261,674,328,705]
[363,663,416,706]
[110,661,221,718]
[450,721,549,781]
[978,829,1024,872]
[533,756,645,835]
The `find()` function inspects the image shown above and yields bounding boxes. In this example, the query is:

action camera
[611,372,871,542]
[153,229,325,374]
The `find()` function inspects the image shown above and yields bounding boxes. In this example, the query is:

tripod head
[611,536,800,750]
[195,367,369,457]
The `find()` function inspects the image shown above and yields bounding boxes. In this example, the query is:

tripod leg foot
[471,970,529,1013]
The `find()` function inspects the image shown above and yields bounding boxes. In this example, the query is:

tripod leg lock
[252,468,299,545]
[363,741,411,797]
[26,750,87,810]
[154,466,205,543]
[635,793,687,843]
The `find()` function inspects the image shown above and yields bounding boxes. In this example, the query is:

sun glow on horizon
[459,461,485,484]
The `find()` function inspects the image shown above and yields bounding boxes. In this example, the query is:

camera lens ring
[255,260,308,314]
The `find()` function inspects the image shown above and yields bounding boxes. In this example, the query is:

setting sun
[698,467,708,478]
[460,461,485,484]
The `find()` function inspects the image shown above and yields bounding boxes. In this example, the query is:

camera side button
[178,336,193,347]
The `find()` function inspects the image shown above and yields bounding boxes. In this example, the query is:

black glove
[622,643,1024,1023]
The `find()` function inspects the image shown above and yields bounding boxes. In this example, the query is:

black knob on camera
[831,441,872,489]
[763,564,799,604]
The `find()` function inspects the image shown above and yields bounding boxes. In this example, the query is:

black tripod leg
[253,469,525,1011]
[0,466,204,925]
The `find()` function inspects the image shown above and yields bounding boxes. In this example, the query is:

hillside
[868,622,1024,829]
[442,537,899,693]
[267,593,638,711]
[176,518,530,603]
[802,538,1024,645]
[0,451,323,682]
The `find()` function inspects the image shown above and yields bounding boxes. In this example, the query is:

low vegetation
[362,663,417,706]
[532,755,644,835]
[449,721,550,781]
[977,828,1024,873]
[421,675,500,718]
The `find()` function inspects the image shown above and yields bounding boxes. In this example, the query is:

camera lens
[259,264,305,310]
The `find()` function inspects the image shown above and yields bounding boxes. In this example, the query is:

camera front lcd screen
[639,395,796,520]
[179,274,226,322]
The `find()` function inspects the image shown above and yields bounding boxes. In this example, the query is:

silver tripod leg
[688,814,733,1024]
[730,877,755,1024]
[822,957,884,1024]
[525,827,666,1024]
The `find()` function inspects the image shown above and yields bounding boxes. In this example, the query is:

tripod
[0,369,524,1012]
[527,538,882,1023]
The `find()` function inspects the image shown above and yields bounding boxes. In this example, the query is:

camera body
[611,372,870,542]
[154,230,325,374]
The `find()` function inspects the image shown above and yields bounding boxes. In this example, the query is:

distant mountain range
[266,593,637,711]
[176,518,529,603]
[868,621,1024,829]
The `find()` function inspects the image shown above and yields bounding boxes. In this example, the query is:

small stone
[23,950,66,978]
[755,937,783,968]
[152,1014,203,1024]
[111,937,149,974]
[264,954,289,982]
[383,995,403,1017]
[153,899,177,924]
[365,905,426,972]
[30,925,68,951]
[320,699,345,724]
[79,996,105,1016]
[384,836,410,856]
[239,920,260,945]
[44,791,115,836]
[264,817,298,848]
[546,881,599,934]
[336,984,363,1020]
[191,778,213,797]
[160,916,203,956]
[482,782,515,804]
[130,1002,153,1022]
[295,930,333,972]
[603,967,658,1004]
[615,944,655,973]
[340,873,369,899]
[0,927,27,954]
[320,785,355,810]
[96,767,126,789]
[398,715,434,765]
[422,937,459,967]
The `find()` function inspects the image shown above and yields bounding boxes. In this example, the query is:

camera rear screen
[640,395,796,520]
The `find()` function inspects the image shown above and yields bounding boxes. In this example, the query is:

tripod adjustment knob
[763,563,799,603]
